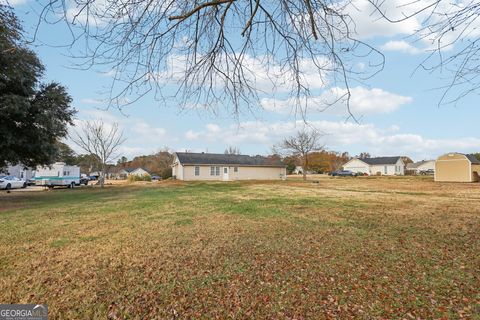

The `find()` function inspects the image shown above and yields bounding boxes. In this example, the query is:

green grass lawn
[0,178,479,319]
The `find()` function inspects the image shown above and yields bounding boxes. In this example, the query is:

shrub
[161,167,172,179]
[127,174,152,182]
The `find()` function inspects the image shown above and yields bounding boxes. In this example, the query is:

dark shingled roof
[406,160,434,169]
[466,154,480,164]
[358,156,402,165]
[175,152,285,167]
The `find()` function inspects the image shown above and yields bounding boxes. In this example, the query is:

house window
[215,166,220,176]
[384,166,387,174]
[234,166,238,172]
[195,166,200,176]
[224,167,228,174]
[210,166,215,176]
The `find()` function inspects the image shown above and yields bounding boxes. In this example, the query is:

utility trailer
[35,162,81,188]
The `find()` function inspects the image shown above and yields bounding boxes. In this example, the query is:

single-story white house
[293,166,303,174]
[292,166,314,175]
[172,152,287,181]
[406,160,436,174]
[2,164,35,180]
[112,167,151,179]
[343,157,405,176]
[127,168,151,177]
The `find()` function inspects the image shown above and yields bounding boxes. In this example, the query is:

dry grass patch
[0,177,479,319]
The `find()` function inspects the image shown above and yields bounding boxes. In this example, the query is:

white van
[35,162,80,188]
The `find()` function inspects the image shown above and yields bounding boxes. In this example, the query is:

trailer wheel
[22,182,27,188]
[5,183,11,190]
[69,182,75,189]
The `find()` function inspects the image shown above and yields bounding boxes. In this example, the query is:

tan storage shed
[435,153,480,182]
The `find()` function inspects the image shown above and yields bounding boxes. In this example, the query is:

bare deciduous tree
[368,0,480,105]
[275,130,324,181]
[71,120,126,188]
[224,146,241,155]
[32,0,384,119]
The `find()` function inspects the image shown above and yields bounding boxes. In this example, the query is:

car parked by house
[419,169,435,175]
[0,175,27,190]
[331,170,357,177]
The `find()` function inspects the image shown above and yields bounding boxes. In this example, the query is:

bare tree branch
[368,0,480,106]
[30,0,385,119]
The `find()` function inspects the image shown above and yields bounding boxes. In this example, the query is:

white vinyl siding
[180,165,286,181]
[345,158,405,176]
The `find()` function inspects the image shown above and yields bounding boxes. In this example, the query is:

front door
[223,167,229,181]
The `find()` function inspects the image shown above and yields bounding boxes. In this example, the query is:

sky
[5,0,480,162]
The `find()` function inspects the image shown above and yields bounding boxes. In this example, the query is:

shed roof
[175,152,285,167]
[359,156,402,165]
[438,153,480,164]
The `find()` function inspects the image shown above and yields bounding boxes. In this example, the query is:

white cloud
[206,124,221,133]
[260,86,412,116]
[380,40,423,55]
[80,98,105,105]
[342,0,425,39]
[153,54,331,94]
[185,130,201,140]
[344,0,480,54]
[65,0,109,27]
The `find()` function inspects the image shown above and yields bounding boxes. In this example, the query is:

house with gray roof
[342,156,405,176]
[406,160,436,174]
[172,152,286,181]
[111,167,151,179]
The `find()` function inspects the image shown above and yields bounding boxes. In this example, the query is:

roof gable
[343,158,369,167]
[175,152,285,167]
